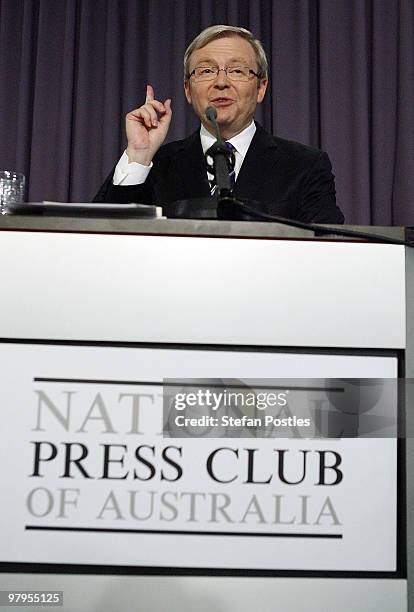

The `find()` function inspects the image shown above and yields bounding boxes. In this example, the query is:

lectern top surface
[0,213,410,242]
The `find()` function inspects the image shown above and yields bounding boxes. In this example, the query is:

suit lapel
[233,123,281,201]
[170,124,281,201]
[173,131,211,198]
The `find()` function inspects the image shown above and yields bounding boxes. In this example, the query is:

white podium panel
[0,231,406,348]
[0,221,409,612]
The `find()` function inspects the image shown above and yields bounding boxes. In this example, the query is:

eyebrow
[195,56,250,65]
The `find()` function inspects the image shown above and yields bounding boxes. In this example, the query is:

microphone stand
[205,107,237,206]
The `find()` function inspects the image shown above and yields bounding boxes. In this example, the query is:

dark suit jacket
[93,123,345,223]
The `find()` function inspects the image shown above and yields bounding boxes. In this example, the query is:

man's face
[184,35,268,140]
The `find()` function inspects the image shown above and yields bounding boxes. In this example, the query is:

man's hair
[184,25,268,81]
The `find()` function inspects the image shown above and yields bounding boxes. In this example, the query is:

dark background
[0,0,413,225]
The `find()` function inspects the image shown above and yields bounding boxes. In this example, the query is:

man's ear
[257,78,268,104]
[184,80,192,104]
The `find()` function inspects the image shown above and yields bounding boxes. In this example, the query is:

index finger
[145,84,155,103]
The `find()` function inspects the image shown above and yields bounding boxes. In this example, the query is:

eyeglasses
[188,65,260,82]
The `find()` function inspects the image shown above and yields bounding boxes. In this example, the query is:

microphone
[205,106,222,142]
[205,106,235,197]
[205,106,216,120]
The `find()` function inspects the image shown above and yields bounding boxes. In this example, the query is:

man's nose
[214,68,230,87]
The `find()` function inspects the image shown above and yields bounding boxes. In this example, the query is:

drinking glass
[0,171,25,214]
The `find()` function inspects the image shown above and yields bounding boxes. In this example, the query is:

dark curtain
[0,0,413,225]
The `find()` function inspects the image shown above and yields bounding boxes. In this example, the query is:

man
[93,25,344,224]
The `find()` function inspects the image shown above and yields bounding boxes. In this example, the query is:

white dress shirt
[112,121,256,186]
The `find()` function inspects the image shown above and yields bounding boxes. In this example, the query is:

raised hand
[125,85,172,165]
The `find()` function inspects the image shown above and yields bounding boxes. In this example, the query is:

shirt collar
[200,121,256,158]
